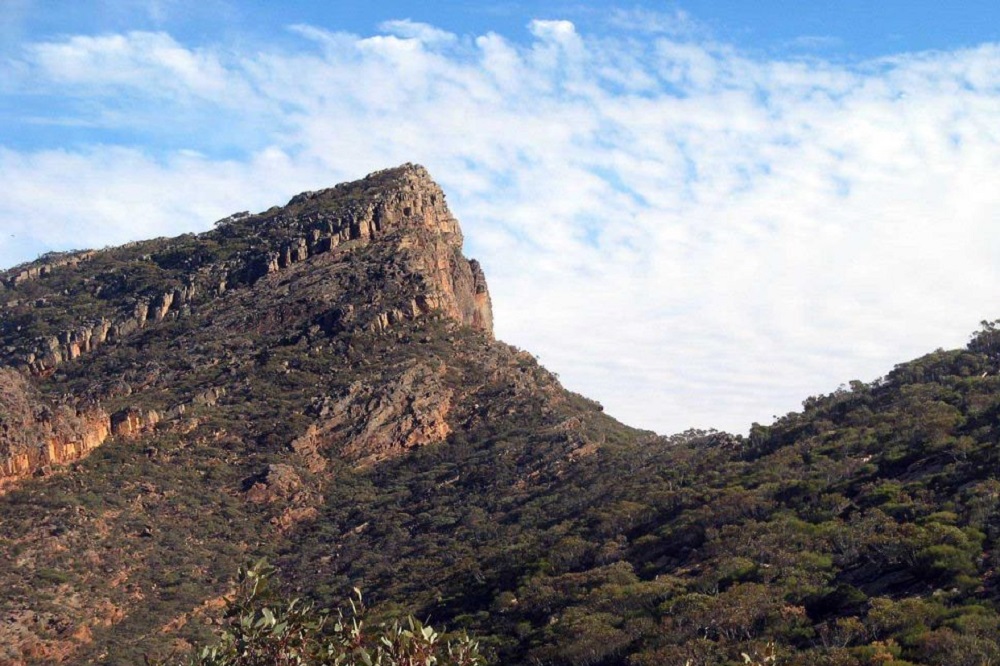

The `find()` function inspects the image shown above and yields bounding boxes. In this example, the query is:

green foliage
[180,561,485,666]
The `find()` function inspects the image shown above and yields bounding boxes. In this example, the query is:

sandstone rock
[289,425,328,473]
[0,369,111,490]
[152,291,174,322]
[110,407,159,438]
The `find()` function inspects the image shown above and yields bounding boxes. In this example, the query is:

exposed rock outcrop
[337,362,453,466]
[9,283,200,375]
[245,464,302,504]
[235,164,494,336]
[0,369,111,489]
[110,407,160,438]
[3,251,96,287]
[293,361,454,467]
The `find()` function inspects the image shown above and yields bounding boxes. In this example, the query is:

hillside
[0,165,998,666]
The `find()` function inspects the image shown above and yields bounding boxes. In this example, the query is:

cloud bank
[3,19,1000,434]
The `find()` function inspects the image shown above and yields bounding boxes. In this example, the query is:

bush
[174,560,486,666]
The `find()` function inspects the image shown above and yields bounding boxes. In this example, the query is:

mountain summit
[2,164,492,378]
[0,164,501,484]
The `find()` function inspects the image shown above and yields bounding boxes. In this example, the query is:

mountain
[1,165,999,666]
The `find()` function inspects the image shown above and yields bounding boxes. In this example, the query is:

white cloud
[25,32,229,96]
[3,22,1000,435]
[378,19,457,44]
[528,19,578,42]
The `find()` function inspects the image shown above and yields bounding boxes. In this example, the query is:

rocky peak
[211,163,492,332]
[0,164,494,377]
[287,163,462,241]
[273,164,493,334]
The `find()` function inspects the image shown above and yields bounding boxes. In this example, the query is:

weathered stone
[152,291,174,321]
[299,361,454,467]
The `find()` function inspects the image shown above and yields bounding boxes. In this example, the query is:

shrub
[173,560,486,666]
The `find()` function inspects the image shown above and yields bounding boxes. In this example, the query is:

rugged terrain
[1,165,999,666]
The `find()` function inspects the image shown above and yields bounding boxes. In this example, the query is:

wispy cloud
[784,35,843,51]
[607,7,703,37]
[23,31,236,99]
[3,20,1000,435]
[378,19,458,44]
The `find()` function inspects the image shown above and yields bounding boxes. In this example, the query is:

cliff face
[236,163,493,336]
[0,368,110,489]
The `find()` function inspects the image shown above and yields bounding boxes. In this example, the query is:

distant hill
[0,165,998,666]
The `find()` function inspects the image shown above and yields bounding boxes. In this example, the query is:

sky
[3,1,1000,435]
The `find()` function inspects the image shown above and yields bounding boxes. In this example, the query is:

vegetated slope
[0,165,999,666]
[275,328,1000,666]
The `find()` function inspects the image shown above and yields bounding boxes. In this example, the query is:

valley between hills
[1,164,999,665]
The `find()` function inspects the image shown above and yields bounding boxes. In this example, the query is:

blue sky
[8,1,1000,55]
[3,1,1000,435]
[7,1,1000,155]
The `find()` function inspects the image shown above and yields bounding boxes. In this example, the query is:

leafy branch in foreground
[179,561,486,666]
